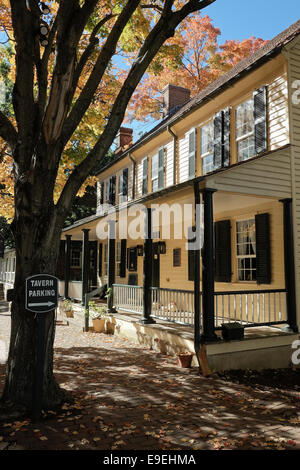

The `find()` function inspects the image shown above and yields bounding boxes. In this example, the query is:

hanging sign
[25,274,58,313]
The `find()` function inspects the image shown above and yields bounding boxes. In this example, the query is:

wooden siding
[205,147,291,199]
[165,140,174,187]
[178,132,189,183]
[268,73,289,150]
[285,37,300,327]
[136,157,145,198]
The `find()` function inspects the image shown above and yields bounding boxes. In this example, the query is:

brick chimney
[162,84,190,118]
[116,127,133,152]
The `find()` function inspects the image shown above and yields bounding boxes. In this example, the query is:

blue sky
[134,0,299,138]
[205,0,299,42]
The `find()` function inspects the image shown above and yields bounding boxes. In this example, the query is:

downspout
[167,125,178,186]
[193,182,202,371]
[128,153,136,200]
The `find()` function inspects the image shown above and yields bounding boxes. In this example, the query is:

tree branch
[42,0,99,146]
[68,13,116,108]
[56,0,216,217]
[59,0,141,150]
[9,0,38,165]
[0,111,18,150]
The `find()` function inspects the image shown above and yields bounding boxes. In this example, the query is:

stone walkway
[0,309,299,451]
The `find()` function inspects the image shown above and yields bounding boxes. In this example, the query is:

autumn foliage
[127,14,267,121]
[0,2,266,221]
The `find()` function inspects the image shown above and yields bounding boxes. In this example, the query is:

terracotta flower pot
[65,309,74,318]
[177,353,193,368]
[92,318,106,333]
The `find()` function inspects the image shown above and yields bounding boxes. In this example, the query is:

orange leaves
[127,13,266,122]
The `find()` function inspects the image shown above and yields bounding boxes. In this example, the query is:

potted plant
[63,299,74,318]
[89,301,107,333]
[177,351,194,368]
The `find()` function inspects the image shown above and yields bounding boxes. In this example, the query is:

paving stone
[0,312,299,450]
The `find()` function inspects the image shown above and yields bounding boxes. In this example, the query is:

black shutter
[213,112,223,169]
[223,108,231,167]
[158,148,164,189]
[55,240,65,279]
[119,239,127,277]
[187,226,195,281]
[109,175,116,205]
[214,220,231,282]
[254,86,267,155]
[142,157,148,195]
[98,243,103,276]
[100,182,104,205]
[255,213,271,284]
[122,168,128,197]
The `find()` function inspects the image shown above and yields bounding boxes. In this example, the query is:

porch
[58,299,298,371]
[113,284,288,329]
[58,181,299,370]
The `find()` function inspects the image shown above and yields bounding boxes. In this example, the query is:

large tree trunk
[1,163,68,411]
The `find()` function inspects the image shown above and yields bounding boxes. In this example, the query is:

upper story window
[105,176,116,205]
[151,148,164,192]
[236,98,255,162]
[235,87,267,162]
[118,168,128,202]
[201,121,214,175]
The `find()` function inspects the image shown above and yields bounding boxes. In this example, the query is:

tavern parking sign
[25,274,58,313]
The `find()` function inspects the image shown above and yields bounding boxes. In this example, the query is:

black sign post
[25,274,58,422]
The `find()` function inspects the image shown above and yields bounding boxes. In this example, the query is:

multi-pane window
[70,249,81,268]
[236,219,256,281]
[151,148,164,192]
[236,98,255,162]
[151,153,159,192]
[201,121,214,174]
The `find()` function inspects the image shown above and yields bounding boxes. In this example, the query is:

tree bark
[1,159,67,410]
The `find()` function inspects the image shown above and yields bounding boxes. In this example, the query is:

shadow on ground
[0,328,299,451]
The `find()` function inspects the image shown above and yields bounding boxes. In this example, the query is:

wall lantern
[137,245,144,256]
[158,241,166,254]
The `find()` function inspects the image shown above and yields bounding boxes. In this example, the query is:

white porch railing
[113,284,143,314]
[214,289,288,328]
[151,287,195,326]
[113,284,288,329]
